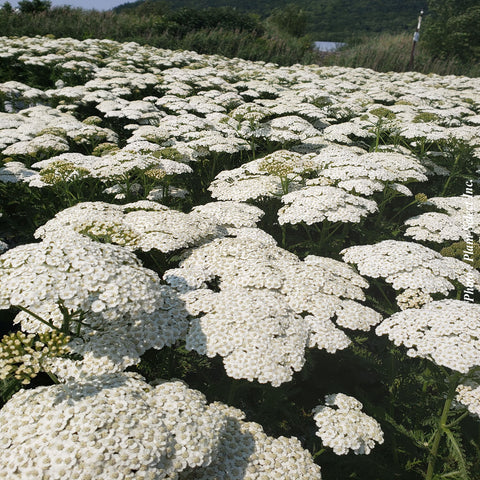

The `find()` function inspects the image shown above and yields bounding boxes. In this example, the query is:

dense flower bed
[0,36,479,479]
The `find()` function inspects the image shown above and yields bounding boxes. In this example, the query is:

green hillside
[114,0,424,40]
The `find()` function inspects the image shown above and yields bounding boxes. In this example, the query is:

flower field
[0,35,479,479]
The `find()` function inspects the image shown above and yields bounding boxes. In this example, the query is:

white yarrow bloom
[2,133,69,158]
[31,147,191,184]
[0,231,188,378]
[164,233,381,385]
[376,300,480,373]
[278,186,378,225]
[193,403,322,479]
[313,393,384,455]
[342,240,480,302]
[191,201,264,229]
[0,373,227,479]
[34,201,223,253]
[405,196,480,243]
[313,151,429,191]
[0,161,37,183]
[456,378,480,419]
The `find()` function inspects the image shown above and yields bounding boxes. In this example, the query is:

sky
[8,0,134,10]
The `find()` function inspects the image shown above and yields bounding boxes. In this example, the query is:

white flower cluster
[311,150,428,195]
[0,106,117,159]
[405,212,471,243]
[208,150,310,202]
[185,287,308,385]
[0,371,322,479]
[341,240,480,300]
[190,200,264,230]
[0,373,227,479]
[0,230,188,379]
[29,145,192,187]
[165,233,381,385]
[2,132,69,158]
[34,201,225,253]
[0,230,165,320]
[0,80,47,112]
[35,200,264,254]
[250,115,323,144]
[188,402,322,479]
[128,112,251,158]
[278,185,378,225]
[96,98,164,123]
[376,300,480,373]
[322,118,377,144]
[209,149,379,225]
[405,196,480,243]
[456,378,480,418]
[0,161,37,183]
[312,393,384,455]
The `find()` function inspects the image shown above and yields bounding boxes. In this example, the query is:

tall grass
[321,33,480,77]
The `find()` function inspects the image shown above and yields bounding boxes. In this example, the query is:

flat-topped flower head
[96,97,164,123]
[191,201,264,229]
[30,145,192,186]
[164,233,381,385]
[0,106,117,161]
[251,115,322,144]
[34,201,224,253]
[193,402,322,479]
[209,166,285,202]
[313,393,384,455]
[2,133,69,160]
[0,231,189,379]
[0,230,167,319]
[405,196,480,243]
[278,186,378,225]
[456,377,480,419]
[0,161,37,183]
[376,300,480,373]
[0,80,47,111]
[209,151,319,202]
[185,287,309,386]
[0,373,227,479]
[342,240,480,306]
[311,150,429,195]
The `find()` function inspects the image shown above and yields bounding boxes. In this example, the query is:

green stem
[227,378,238,405]
[388,199,419,223]
[446,411,469,429]
[325,222,344,241]
[425,372,462,480]
[167,348,175,378]
[389,350,400,468]
[302,222,313,242]
[281,224,287,249]
[440,153,461,196]
[46,371,60,384]
[318,220,330,249]
[374,282,396,313]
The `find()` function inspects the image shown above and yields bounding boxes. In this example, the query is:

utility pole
[408,9,424,70]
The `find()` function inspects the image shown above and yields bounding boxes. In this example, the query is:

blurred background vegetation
[0,0,478,75]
